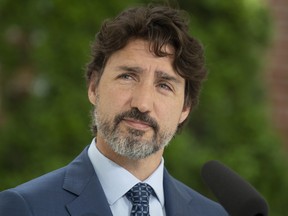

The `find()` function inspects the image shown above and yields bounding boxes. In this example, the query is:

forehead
[105,39,184,82]
[107,39,174,63]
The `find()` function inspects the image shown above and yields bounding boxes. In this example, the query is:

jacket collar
[63,146,113,216]
[163,168,195,216]
[61,146,204,216]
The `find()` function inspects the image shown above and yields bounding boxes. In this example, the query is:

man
[0,4,228,216]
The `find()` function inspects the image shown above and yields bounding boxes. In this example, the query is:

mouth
[122,117,152,131]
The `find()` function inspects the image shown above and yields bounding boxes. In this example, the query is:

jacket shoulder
[0,189,33,216]
[0,147,93,216]
[15,166,67,195]
[0,167,73,216]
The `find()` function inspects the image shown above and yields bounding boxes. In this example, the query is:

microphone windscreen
[201,160,268,216]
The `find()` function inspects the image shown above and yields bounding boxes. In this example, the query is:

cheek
[157,100,185,129]
[98,86,132,115]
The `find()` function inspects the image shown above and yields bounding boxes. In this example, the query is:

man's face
[88,39,190,160]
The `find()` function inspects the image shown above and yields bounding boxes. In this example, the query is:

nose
[130,83,154,113]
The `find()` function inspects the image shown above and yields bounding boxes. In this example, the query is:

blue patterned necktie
[126,183,153,216]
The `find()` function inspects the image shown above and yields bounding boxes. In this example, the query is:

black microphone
[201,160,269,216]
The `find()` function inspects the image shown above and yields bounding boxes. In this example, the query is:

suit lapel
[63,147,113,216]
[60,147,213,216]
[163,169,196,216]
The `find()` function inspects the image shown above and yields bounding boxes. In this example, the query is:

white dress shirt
[88,139,166,216]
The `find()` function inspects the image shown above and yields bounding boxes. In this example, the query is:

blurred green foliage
[0,0,287,215]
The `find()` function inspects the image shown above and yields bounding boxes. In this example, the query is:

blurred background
[0,0,287,215]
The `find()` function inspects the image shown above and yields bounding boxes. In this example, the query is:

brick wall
[266,0,288,149]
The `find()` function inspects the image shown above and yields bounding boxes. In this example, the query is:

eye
[117,73,134,80]
[158,83,173,92]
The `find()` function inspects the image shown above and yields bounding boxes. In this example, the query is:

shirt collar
[88,139,165,207]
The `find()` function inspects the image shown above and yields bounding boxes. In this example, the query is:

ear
[88,82,97,105]
[178,105,191,124]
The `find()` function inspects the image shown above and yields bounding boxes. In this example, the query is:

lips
[114,108,159,133]
[122,118,152,130]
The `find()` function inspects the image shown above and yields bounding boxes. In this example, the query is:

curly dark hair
[86,4,207,132]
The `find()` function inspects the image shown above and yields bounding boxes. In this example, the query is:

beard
[92,96,176,160]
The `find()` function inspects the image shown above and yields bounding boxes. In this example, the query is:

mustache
[114,108,159,133]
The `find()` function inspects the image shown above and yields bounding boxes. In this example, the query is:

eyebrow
[117,65,144,73]
[116,65,181,84]
[155,70,181,84]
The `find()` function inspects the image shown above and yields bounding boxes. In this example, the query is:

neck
[95,136,163,181]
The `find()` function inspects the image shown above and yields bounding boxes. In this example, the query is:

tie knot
[126,183,153,204]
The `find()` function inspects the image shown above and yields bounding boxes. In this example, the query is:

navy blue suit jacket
[0,147,228,216]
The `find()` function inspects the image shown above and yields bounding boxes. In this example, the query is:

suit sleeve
[0,189,33,216]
